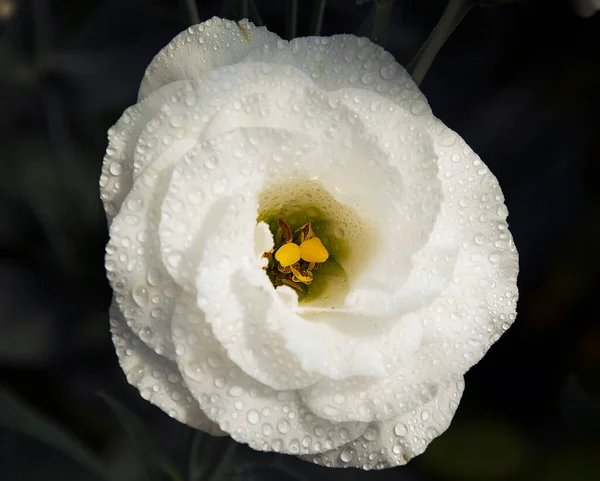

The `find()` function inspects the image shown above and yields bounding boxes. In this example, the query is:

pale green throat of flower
[257,181,359,304]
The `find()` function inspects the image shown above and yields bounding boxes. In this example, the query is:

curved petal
[106,125,193,361]
[193,190,323,391]
[304,379,464,469]
[138,18,281,100]
[171,292,367,455]
[157,62,314,292]
[419,117,519,371]
[106,166,179,360]
[109,301,224,435]
[299,345,453,423]
[244,34,427,115]
[100,80,190,223]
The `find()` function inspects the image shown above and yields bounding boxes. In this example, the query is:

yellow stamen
[295,222,315,243]
[275,243,301,267]
[290,264,313,284]
[299,237,329,263]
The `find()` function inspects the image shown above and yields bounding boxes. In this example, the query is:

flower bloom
[101,17,518,469]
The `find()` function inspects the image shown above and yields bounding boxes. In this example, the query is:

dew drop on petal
[340,449,353,463]
[247,409,260,425]
[394,422,408,437]
[132,285,148,307]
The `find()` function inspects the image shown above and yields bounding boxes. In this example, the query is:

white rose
[101,17,518,469]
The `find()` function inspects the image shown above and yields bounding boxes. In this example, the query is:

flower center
[263,219,330,293]
[257,179,375,305]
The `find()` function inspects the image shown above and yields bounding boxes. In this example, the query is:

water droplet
[147,266,162,285]
[340,449,353,463]
[394,422,407,437]
[380,64,397,80]
[333,393,346,404]
[207,353,222,368]
[361,72,374,84]
[277,419,290,434]
[228,386,243,397]
[126,195,144,212]
[109,162,122,176]
[489,253,500,264]
[132,285,148,306]
[247,410,260,425]
[126,364,145,384]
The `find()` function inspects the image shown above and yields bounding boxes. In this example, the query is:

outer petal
[244,35,428,115]
[100,80,190,223]
[421,117,519,371]
[138,18,281,100]
[298,121,517,424]
[106,164,184,361]
[304,379,464,469]
[109,301,223,435]
[171,292,367,455]
[299,345,454,424]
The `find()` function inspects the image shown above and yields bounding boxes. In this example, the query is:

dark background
[1,0,599,480]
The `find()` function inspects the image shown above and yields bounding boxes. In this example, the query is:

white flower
[100,17,518,469]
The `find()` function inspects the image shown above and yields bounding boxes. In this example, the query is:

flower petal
[104,85,207,363]
[138,18,280,101]
[304,379,464,469]
[299,346,453,423]
[192,183,323,391]
[157,62,313,292]
[100,80,190,223]
[419,117,519,372]
[244,34,427,115]
[109,301,223,435]
[106,165,180,360]
[171,292,367,455]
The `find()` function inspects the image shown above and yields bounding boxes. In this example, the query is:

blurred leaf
[537,447,600,481]
[99,392,183,481]
[188,433,240,481]
[0,387,110,480]
[419,416,532,480]
[233,467,307,481]
[561,374,600,438]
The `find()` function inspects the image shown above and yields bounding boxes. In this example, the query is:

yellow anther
[275,243,301,267]
[299,237,329,263]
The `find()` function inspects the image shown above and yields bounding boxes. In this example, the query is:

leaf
[98,392,183,481]
[0,387,110,480]
[187,433,239,481]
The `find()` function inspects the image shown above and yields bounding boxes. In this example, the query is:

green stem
[310,0,327,35]
[235,0,249,20]
[285,0,298,40]
[180,0,199,25]
[186,431,204,481]
[407,0,472,85]
[372,0,396,47]
[204,439,238,481]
